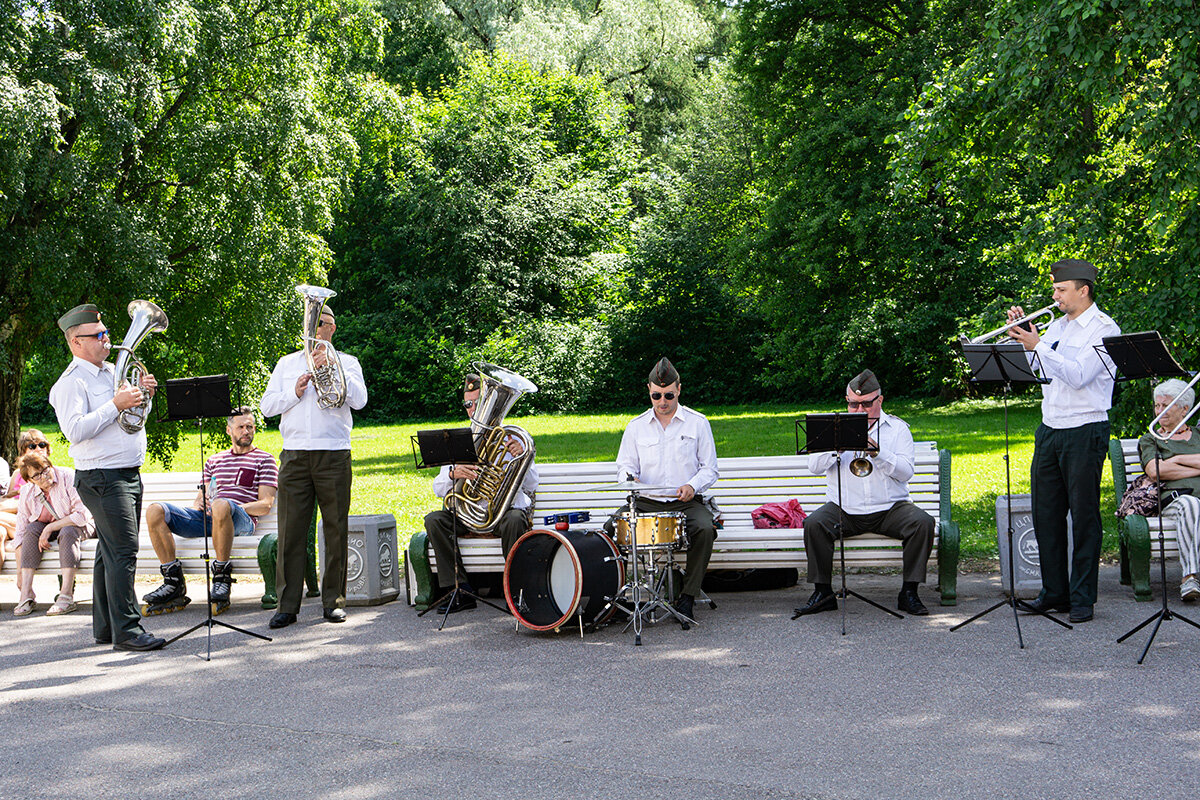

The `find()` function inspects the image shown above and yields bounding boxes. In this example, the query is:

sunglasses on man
[651,392,676,401]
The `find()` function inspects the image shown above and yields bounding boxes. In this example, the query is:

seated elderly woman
[1139,377,1200,601]
[2,430,56,567]
[13,451,94,616]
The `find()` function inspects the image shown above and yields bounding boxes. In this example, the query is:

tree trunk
[0,341,26,466]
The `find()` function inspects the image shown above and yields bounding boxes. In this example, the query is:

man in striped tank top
[141,407,279,615]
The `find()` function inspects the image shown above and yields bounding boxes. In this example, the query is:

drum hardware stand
[794,414,902,634]
[411,427,511,628]
[1101,332,1200,663]
[161,375,272,658]
[950,343,1068,647]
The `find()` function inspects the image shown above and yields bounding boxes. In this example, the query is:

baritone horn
[112,300,169,434]
[296,284,347,409]
[964,303,1060,345]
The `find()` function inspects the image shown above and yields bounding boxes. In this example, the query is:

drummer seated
[604,357,720,630]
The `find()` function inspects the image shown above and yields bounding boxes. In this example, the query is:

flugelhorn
[112,300,169,434]
[849,421,879,477]
[964,303,1059,345]
[296,284,347,409]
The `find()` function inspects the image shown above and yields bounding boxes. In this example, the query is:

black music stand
[411,428,510,627]
[950,342,1071,647]
[161,375,272,657]
[1101,333,1200,663]
[793,412,903,634]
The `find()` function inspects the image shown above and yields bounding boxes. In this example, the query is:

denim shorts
[160,502,255,538]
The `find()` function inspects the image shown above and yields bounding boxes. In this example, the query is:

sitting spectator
[13,451,95,616]
[2,430,57,568]
[1139,378,1200,601]
[0,456,13,568]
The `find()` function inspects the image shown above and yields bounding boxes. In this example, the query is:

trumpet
[964,303,1060,345]
[849,422,879,477]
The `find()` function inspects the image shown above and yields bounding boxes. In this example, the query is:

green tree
[328,53,643,418]
[0,0,387,461]
[890,0,1200,430]
[732,0,994,400]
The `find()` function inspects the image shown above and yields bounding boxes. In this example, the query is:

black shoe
[1068,605,1094,623]
[323,607,346,623]
[95,635,112,645]
[437,590,477,615]
[897,588,929,616]
[1024,596,1070,614]
[673,594,695,630]
[113,632,166,652]
[269,612,297,629]
[794,588,837,617]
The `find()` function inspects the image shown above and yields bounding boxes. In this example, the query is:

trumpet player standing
[49,304,165,651]
[1007,259,1120,623]
[261,301,367,628]
[795,369,935,618]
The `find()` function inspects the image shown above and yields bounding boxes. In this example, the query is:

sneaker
[46,594,79,616]
[1181,576,1200,602]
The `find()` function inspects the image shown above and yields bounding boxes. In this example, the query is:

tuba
[296,284,347,409]
[112,300,169,434]
[445,363,538,534]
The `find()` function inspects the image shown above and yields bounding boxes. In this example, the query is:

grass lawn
[23,393,1120,562]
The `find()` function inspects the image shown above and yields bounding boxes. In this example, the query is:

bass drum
[504,528,624,632]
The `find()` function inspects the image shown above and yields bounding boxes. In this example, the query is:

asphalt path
[2,565,1198,800]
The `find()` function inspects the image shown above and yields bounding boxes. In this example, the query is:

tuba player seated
[424,373,540,614]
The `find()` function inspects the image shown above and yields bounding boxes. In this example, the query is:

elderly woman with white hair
[1138,377,1200,601]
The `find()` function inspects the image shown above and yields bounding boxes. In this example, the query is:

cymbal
[582,479,677,493]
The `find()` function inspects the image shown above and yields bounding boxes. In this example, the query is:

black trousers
[424,507,528,588]
[74,468,145,643]
[276,449,352,613]
[803,500,934,586]
[1031,421,1109,607]
[604,497,716,597]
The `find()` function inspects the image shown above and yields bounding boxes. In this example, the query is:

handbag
[751,499,807,529]
[1116,474,1161,518]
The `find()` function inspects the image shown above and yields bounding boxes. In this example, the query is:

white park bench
[1110,438,1181,601]
[406,443,960,609]
[5,472,305,608]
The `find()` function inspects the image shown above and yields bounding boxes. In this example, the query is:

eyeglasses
[846,396,880,409]
[31,468,54,482]
[462,401,477,410]
[651,392,677,401]
[25,441,49,451]
[75,329,108,341]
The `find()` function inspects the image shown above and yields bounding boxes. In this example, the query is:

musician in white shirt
[1007,258,1120,623]
[794,369,935,618]
[608,358,719,629]
[260,302,367,628]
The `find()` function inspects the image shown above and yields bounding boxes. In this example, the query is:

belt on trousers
[77,467,140,478]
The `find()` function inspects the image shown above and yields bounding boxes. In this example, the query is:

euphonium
[445,363,538,534]
[112,299,169,434]
[296,284,347,409]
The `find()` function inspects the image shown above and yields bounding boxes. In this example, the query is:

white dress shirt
[432,457,539,510]
[615,404,719,500]
[808,410,915,515]
[49,356,148,470]
[1030,302,1121,429]
[260,349,368,450]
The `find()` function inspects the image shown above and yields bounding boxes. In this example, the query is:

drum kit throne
[504,479,703,645]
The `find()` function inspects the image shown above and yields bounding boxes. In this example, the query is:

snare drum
[614,511,688,550]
